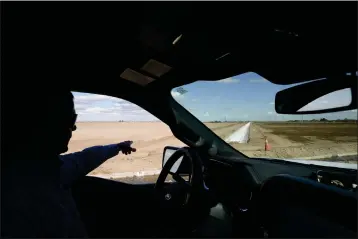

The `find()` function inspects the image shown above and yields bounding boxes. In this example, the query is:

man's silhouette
[2,90,136,237]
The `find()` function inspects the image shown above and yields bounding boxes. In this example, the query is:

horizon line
[76,119,357,123]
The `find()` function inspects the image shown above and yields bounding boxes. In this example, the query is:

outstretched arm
[60,141,136,186]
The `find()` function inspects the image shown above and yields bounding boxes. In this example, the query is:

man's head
[13,90,78,156]
[42,91,77,154]
[4,81,80,165]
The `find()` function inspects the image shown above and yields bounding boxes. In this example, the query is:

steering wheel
[154,147,205,208]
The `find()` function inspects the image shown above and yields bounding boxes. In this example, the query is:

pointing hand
[117,140,136,155]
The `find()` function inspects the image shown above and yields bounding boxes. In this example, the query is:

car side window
[69,92,186,183]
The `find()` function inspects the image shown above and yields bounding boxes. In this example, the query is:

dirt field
[231,122,357,160]
[67,122,245,176]
[67,122,186,176]
[66,122,357,177]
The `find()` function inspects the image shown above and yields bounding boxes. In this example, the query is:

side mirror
[162,146,190,175]
[275,75,357,114]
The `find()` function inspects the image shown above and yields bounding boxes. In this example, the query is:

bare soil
[230,122,357,159]
[66,122,357,177]
[67,122,186,176]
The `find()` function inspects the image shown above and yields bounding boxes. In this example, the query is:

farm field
[65,122,357,177]
[234,122,357,159]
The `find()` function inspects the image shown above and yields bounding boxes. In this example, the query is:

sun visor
[141,59,172,78]
[120,68,156,86]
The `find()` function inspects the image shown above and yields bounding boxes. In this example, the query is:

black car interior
[2,2,357,238]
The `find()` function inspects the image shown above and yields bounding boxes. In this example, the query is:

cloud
[218,77,240,83]
[171,87,188,99]
[171,91,184,98]
[74,94,121,105]
[75,104,90,111]
[249,78,267,83]
[83,107,119,114]
[83,107,106,114]
[269,102,274,105]
[73,92,159,121]
[204,112,210,117]
[75,94,111,101]
[351,109,357,113]
[268,111,273,115]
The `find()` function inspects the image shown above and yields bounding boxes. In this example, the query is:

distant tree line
[288,118,357,123]
[206,120,247,123]
[204,118,357,123]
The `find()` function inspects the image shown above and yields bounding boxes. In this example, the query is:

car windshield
[171,72,357,165]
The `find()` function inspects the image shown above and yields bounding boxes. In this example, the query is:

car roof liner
[3,3,357,96]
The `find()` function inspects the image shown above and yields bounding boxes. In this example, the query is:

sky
[74,72,357,122]
[73,93,159,122]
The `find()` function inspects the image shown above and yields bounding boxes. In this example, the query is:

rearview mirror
[162,146,190,175]
[275,75,357,114]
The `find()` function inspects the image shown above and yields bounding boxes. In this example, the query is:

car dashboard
[201,157,357,238]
